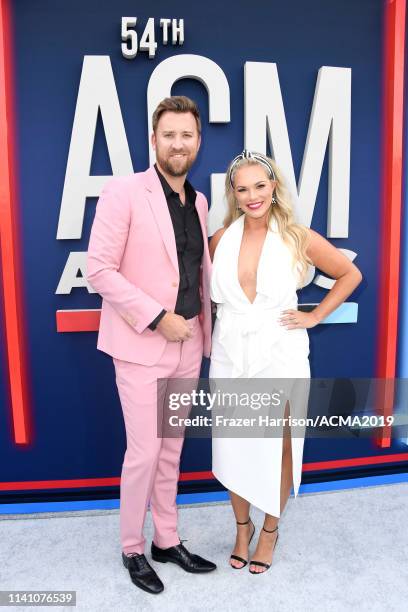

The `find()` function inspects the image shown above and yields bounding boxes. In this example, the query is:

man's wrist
[148,309,167,331]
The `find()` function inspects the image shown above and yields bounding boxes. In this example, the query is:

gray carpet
[1,483,407,611]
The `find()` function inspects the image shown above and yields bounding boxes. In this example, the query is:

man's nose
[171,135,184,149]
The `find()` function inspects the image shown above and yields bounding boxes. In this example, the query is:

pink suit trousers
[114,316,203,555]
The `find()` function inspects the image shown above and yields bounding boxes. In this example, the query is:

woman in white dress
[209,151,362,574]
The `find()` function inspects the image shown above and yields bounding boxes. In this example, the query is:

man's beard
[156,152,195,177]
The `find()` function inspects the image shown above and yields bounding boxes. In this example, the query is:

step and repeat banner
[1,0,407,501]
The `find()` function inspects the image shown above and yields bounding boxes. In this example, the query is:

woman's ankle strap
[262,524,278,533]
[236,517,252,525]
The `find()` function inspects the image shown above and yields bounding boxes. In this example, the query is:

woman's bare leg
[229,490,254,568]
[249,401,293,573]
[280,400,294,514]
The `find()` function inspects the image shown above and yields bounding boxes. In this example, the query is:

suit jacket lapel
[143,167,210,282]
[195,195,209,260]
[143,166,179,274]
[195,194,211,289]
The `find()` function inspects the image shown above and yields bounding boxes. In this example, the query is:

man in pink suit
[87,96,215,595]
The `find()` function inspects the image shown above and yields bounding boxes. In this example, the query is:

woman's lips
[247,201,263,210]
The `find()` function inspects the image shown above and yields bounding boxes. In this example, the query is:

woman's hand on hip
[278,309,320,330]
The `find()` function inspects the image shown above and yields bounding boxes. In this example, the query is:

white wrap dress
[210,214,310,517]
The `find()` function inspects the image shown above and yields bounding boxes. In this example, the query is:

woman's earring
[271,192,277,205]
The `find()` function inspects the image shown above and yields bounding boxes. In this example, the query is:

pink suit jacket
[87,166,212,365]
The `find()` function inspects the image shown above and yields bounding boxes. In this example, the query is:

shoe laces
[127,553,148,569]
[178,538,189,552]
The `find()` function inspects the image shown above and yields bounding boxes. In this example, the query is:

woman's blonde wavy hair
[224,153,312,285]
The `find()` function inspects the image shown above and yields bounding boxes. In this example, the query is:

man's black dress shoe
[151,541,217,573]
[122,552,164,594]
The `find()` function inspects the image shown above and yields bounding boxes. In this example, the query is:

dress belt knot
[214,301,298,377]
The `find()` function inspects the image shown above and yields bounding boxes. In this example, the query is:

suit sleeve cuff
[148,309,167,331]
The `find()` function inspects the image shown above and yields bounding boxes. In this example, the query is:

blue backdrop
[1,0,406,498]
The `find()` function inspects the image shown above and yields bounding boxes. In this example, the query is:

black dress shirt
[148,165,204,330]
